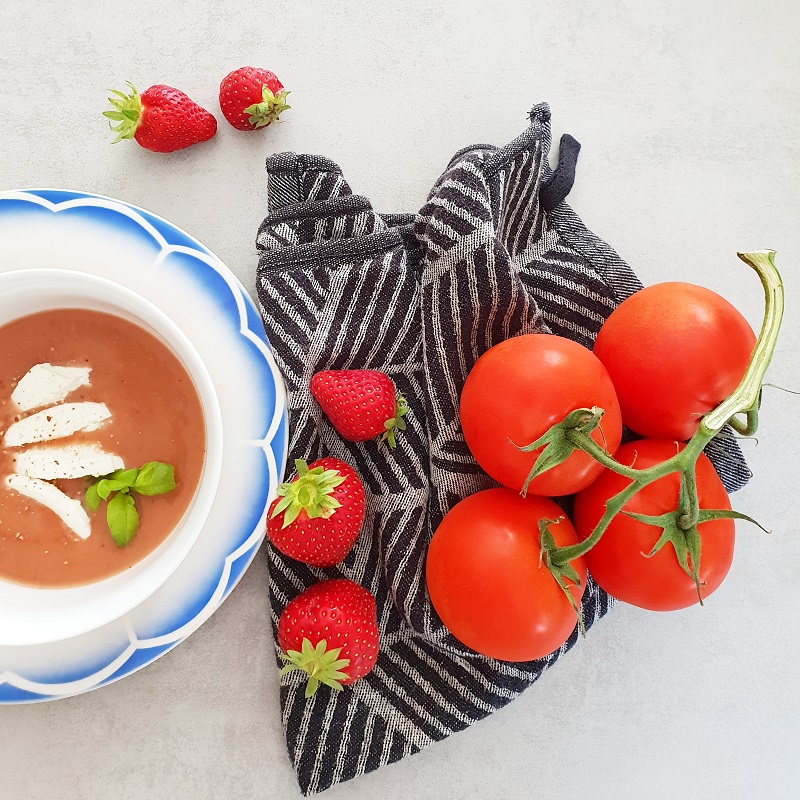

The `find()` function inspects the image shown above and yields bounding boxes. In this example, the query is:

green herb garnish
[84,461,177,547]
[107,492,140,547]
[133,462,177,496]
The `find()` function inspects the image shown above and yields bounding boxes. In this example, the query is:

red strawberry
[218,66,291,131]
[104,83,217,153]
[267,458,365,567]
[278,579,379,697]
[310,370,408,448]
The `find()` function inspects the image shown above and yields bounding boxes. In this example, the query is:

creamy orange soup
[0,309,206,587]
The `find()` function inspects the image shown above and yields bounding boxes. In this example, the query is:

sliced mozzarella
[5,474,92,540]
[14,444,124,480]
[11,364,92,412]
[4,402,111,448]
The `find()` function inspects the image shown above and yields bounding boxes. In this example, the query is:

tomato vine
[528,250,784,610]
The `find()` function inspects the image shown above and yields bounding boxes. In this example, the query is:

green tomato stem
[546,249,783,569]
[678,467,698,529]
[551,479,644,565]
[564,428,642,480]
[550,435,705,565]
[700,250,784,435]
[728,407,759,436]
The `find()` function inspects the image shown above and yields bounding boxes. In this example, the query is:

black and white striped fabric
[255,103,750,796]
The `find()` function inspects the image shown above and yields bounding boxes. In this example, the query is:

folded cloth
[255,103,750,795]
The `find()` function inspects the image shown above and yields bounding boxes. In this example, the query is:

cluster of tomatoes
[426,281,757,663]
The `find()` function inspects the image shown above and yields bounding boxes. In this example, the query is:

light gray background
[1,1,799,798]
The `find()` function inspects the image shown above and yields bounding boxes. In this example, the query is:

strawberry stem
[244,86,291,128]
[270,459,345,527]
[381,393,409,449]
[104,83,142,143]
[279,638,351,698]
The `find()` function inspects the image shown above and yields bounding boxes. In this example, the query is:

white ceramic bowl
[0,269,224,646]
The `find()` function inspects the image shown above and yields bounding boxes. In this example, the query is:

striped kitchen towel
[255,103,749,795]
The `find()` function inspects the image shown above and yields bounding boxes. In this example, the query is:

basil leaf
[109,468,139,487]
[85,482,102,512]
[97,477,135,499]
[107,492,139,547]
[133,462,176,496]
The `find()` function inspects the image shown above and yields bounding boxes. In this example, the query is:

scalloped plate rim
[0,188,287,703]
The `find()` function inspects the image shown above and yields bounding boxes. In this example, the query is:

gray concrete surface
[1,1,799,798]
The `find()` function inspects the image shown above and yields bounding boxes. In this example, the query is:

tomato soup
[0,309,206,587]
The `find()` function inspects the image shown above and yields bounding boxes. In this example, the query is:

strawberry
[104,82,217,153]
[268,458,365,567]
[278,579,379,697]
[218,66,291,131]
[310,370,408,449]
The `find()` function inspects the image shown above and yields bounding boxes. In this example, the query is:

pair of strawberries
[273,369,407,697]
[104,67,290,153]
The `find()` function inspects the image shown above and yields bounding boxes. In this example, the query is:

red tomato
[593,283,756,441]
[426,488,587,661]
[572,440,735,611]
[460,334,623,496]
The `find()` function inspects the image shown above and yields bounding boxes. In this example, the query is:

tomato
[572,440,735,611]
[460,334,623,496]
[593,282,756,441]
[425,488,587,661]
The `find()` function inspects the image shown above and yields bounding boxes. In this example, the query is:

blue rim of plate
[0,189,288,703]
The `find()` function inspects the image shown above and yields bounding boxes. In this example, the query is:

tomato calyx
[539,517,586,637]
[516,407,606,496]
[623,505,706,603]
[623,505,769,605]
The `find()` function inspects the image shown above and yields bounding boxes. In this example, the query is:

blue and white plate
[0,189,288,703]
